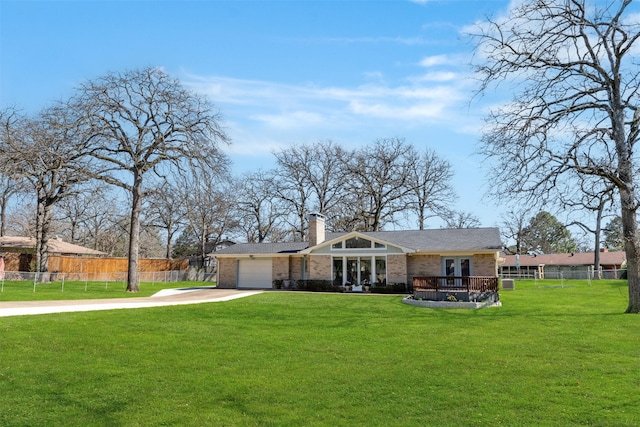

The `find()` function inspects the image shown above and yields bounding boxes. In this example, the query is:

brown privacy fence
[47,256,189,282]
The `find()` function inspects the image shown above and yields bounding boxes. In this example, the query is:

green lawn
[0,280,211,301]
[0,280,638,426]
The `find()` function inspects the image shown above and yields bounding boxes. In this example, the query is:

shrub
[370,283,409,294]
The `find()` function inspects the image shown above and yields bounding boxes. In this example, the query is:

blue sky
[1,0,513,229]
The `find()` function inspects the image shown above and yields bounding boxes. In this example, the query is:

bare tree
[144,179,187,259]
[561,175,617,275]
[408,147,456,229]
[344,137,416,231]
[444,211,482,229]
[500,209,530,255]
[56,182,112,244]
[181,170,237,268]
[236,171,287,243]
[472,0,640,312]
[0,106,89,274]
[273,141,353,237]
[71,67,229,292]
[272,146,314,241]
[0,172,22,237]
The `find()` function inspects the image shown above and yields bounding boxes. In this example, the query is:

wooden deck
[413,276,499,293]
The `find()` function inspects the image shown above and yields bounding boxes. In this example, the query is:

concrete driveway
[0,288,263,317]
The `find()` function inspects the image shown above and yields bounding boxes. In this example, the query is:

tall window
[333,258,343,286]
[333,256,385,285]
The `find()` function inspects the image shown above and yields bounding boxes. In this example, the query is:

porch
[412,276,499,303]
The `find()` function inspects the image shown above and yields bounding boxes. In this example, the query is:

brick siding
[217,258,237,289]
[473,253,498,277]
[387,254,407,284]
[407,254,441,283]
[309,255,331,280]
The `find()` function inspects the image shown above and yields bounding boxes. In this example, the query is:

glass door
[443,258,472,287]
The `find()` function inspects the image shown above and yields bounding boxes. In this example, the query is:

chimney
[308,213,325,247]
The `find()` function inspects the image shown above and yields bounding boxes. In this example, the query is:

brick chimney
[308,213,325,247]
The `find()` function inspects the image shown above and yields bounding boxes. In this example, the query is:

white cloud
[252,110,325,129]
[349,101,444,120]
[179,70,483,166]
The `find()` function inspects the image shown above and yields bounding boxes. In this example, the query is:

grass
[0,280,212,301]
[0,279,638,426]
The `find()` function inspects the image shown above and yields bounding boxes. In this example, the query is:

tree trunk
[0,197,6,237]
[593,202,604,280]
[620,192,640,313]
[165,229,173,259]
[40,202,53,275]
[34,192,45,274]
[127,172,142,292]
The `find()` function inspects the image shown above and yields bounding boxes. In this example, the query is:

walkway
[0,288,263,317]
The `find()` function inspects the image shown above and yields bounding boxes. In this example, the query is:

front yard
[0,279,637,426]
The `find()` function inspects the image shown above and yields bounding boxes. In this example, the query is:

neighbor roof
[0,236,106,256]
[214,228,502,256]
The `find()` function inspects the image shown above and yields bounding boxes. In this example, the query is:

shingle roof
[502,251,626,267]
[213,228,502,256]
[0,236,107,256]
[348,228,502,252]
[214,242,309,255]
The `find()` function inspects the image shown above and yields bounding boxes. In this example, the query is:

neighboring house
[0,236,106,256]
[500,249,627,279]
[214,214,503,291]
[0,236,106,271]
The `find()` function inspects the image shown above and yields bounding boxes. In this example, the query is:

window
[332,256,386,286]
[345,237,372,249]
[332,241,343,249]
[333,258,343,286]
[375,256,386,284]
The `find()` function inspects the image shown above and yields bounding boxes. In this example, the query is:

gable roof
[214,227,502,257]
[0,236,107,256]
[501,251,626,267]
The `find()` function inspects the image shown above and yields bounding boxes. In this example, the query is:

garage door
[238,258,273,289]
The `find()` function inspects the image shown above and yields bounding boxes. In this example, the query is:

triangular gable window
[330,236,386,250]
[346,237,372,249]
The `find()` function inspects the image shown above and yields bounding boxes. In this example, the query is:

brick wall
[216,258,237,289]
[473,253,498,277]
[407,254,441,283]
[309,255,331,280]
[272,257,290,281]
[290,256,304,280]
[387,254,407,284]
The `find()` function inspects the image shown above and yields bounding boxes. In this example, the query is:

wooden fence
[46,256,188,281]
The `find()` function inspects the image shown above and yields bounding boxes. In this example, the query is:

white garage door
[238,258,273,289]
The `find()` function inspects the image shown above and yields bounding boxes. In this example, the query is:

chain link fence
[500,267,626,280]
[0,269,216,292]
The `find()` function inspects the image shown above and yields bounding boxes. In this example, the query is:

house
[0,236,107,271]
[500,249,627,279]
[214,214,503,294]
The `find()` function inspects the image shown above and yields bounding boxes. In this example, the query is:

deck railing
[413,276,499,293]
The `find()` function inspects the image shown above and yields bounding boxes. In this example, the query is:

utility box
[502,279,515,290]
